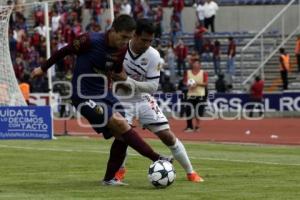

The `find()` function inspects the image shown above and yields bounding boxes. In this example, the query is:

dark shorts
[187,96,207,117]
[71,95,125,139]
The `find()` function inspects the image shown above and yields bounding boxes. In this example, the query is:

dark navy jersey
[72,32,111,98]
[41,31,127,99]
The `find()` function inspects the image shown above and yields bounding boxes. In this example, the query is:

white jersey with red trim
[116,44,169,132]
[118,44,161,102]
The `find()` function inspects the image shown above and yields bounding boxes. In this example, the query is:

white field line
[0,144,300,167]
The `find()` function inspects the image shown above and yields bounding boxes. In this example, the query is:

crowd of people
[8,0,299,125]
[9,0,230,94]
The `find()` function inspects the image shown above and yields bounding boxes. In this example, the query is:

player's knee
[107,112,131,136]
[156,129,176,146]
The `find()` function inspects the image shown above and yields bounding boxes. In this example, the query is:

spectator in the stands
[85,18,101,32]
[142,0,151,18]
[28,46,40,71]
[154,5,163,39]
[295,35,300,72]
[279,48,290,90]
[227,36,236,77]
[202,38,213,62]
[162,0,169,7]
[51,10,61,33]
[15,12,27,32]
[166,42,176,84]
[203,0,218,32]
[170,10,181,44]
[72,0,83,22]
[35,22,47,38]
[248,76,264,118]
[215,74,227,93]
[194,21,207,57]
[72,20,83,36]
[92,0,104,23]
[34,4,44,27]
[195,0,205,26]
[120,0,132,15]
[104,18,112,31]
[14,56,25,81]
[212,39,221,75]
[9,29,17,60]
[172,0,184,31]
[133,0,144,19]
[187,50,200,67]
[175,39,188,76]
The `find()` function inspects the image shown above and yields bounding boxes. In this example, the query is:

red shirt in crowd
[227,40,236,57]
[175,44,188,60]
[251,80,264,100]
[194,25,207,40]
[172,0,184,13]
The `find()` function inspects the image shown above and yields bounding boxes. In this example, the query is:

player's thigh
[120,102,135,125]
[72,99,113,139]
[137,100,170,134]
[106,112,131,137]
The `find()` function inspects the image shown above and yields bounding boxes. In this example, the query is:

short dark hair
[135,18,155,35]
[255,76,261,82]
[112,14,136,32]
[279,48,285,54]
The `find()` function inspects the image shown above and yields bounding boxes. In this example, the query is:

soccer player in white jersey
[112,18,204,183]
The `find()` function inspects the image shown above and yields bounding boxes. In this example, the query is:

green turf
[0,137,299,200]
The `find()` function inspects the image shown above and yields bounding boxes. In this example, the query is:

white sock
[169,138,194,174]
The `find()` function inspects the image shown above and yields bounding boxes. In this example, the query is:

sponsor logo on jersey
[141,58,148,65]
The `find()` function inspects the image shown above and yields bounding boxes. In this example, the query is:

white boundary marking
[0,144,300,167]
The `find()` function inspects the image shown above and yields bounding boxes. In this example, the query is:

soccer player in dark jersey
[31,15,170,186]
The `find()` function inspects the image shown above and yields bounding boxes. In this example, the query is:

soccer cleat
[184,127,194,133]
[158,155,174,163]
[102,178,129,186]
[187,172,204,183]
[114,167,126,181]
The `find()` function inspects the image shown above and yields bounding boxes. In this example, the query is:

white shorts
[121,94,170,133]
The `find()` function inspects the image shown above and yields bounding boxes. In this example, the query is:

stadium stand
[6,0,300,93]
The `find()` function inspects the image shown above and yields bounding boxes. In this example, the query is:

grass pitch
[0,136,299,200]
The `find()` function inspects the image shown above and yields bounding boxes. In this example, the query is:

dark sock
[187,119,193,129]
[104,139,128,181]
[121,129,160,162]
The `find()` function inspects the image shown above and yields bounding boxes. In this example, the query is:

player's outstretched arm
[32,33,91,77]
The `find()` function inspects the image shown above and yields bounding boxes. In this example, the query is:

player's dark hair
[112,14,136,32]
[135,18,155,35]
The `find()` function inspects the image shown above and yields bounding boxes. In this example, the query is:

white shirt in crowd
[51,15,61,32]
[35,25,47,38]
[204,1,219,18]
[121,3,132,15]
[196,4,205,21]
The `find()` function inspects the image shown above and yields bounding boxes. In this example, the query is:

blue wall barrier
[0,106,52,139]
[153,92,300,112]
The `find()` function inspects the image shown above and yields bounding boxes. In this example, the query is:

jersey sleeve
[145,50,161,84]
[41,33,91,72]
